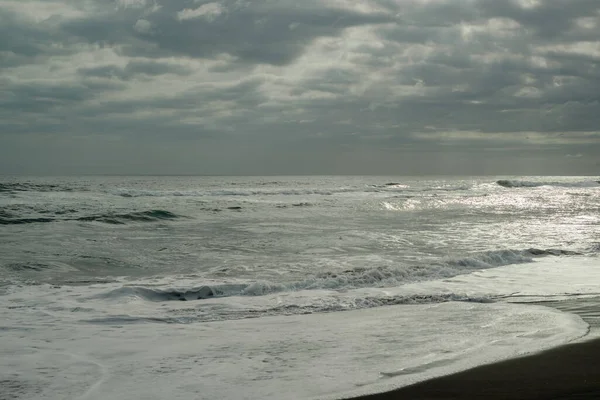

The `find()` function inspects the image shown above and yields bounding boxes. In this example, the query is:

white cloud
[134,19,152,34]
[0,0,84,21]
[412,131,600,144]
[177,3,225,22]
[116,0,148,9]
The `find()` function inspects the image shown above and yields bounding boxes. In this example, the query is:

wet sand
[348,337,600,399]
[347,297,600,400]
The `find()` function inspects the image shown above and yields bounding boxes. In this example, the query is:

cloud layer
[1,0,599,174]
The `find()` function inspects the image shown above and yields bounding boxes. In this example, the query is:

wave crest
[497,179,600,188]
[99,248,574,302]
[85,293,500,324]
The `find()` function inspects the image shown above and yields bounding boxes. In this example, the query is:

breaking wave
[85,293,500,324]
[497,180,600,188]
[100,248,575,302]
[589,243,600,253]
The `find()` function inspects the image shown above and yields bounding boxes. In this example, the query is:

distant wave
[100,248,577,302]
[1,205,75,225]
[113,183,475,198]
[497,179,600,188]
[76,210,180,224]
[4,262,55,272]
[0,216,55,225]
[0,209,180,225]
[0,182,81,193]
[112,188,360,197]
[371,183,471,192]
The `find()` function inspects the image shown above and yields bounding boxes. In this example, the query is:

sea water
[1,176,599,399]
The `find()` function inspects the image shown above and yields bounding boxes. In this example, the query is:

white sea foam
[90,248,571,305]
[2,253,600,399]
[0,285,589,400]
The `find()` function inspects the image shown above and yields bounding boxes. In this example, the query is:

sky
[1,0,599,175]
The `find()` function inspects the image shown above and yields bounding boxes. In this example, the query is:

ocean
[1,176,599,399]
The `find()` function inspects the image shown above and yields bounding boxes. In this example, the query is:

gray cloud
[0,8,75,67]
[0,79,125,115]
[61,0,395,65]
[1,0,599,175]
[77,60,193,80]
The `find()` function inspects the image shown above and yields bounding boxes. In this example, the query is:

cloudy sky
[1,0,599,175]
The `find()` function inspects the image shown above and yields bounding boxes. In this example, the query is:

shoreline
[345,336,600,399]
[345,298,600,400]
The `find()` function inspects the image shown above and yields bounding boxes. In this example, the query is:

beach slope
[348,338,600,400]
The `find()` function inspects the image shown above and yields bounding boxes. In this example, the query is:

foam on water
[0,275,590,400]
[91,248,574,304]
[4,254,594,326]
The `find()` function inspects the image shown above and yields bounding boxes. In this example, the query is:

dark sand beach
[349,299,600,400]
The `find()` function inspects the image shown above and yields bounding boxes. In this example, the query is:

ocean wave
[372,183,472,192]
[84,293,500,324]
[96,285,233,301]
[0,205,80,225]
[4,262,55,272]
[523,248,581,256]
[0,216,55,225]
[112,188,360,198]
[113,183,477,198]
[75,210,180,224]
[0,209,181,225]
[496,179,600,188]
[99,248,573,302]
[589,243,600,253]
[0,182,81,193]
[225,293,500,322]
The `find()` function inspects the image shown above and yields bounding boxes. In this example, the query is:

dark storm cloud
[1,0,599,175]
